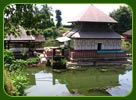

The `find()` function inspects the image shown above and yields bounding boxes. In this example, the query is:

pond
[25,65,132,96]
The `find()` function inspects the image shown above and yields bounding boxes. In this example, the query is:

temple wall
[74,39,122,50]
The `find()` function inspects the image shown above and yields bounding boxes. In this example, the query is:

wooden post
[61,48,64,56]
[53,48,56,60]
[7,41,10,49]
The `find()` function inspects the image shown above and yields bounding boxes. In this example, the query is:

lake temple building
[63,5,127,66]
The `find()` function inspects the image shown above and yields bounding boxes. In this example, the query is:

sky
[46,4,126,25]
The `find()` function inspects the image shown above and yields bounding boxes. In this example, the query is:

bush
[52,56,66,69]
[26,57,39,65]
[4,49,15,65]
[7,59,27,71]
[122,40,132,52]
[4,69,28,96]
[4,70,17,96]
[4,50,27,71]
[60,59,66,66]
[12,70,28,96]
[4,49,28,96]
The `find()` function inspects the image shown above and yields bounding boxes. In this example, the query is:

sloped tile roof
[69,5,117,23]
[4,27,45,42]
[122,29,132,36]
[71,31,124,39]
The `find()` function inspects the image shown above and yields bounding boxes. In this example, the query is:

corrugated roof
[63,28,79,37]
[71,31,124,39]
[68,5,117,23]
[122,29,132,36]
[5,27,45,42]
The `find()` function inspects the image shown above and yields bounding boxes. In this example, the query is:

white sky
[47,4,126,25]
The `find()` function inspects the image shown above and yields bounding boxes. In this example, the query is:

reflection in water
[26,71,71,96]
[106,70,132,96]
[25,66,132,96]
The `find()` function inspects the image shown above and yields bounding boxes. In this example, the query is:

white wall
[74,39,122,50]
[10,48,29,52]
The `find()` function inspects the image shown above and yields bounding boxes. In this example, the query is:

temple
[63,5,127,66]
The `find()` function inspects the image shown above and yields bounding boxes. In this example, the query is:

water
[25,66,132,96]
[26,72,71,96]
[106,70,132,96]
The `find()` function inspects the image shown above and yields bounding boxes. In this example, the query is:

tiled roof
[64,27,123,39]
[122,30,132,36]
[5,27,45,42]
[71,31,124,39]
[68,5,117,23]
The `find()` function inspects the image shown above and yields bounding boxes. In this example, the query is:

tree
[4,4,55,37]
[109,6,132,34]
[36,4,54,30]
[55,9,62,28]
[4,4,36,37]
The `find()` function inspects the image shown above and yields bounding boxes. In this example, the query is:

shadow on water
[25,65,132,96]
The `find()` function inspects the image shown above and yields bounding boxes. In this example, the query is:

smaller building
[4,27,45,58]
[122,30,132,43]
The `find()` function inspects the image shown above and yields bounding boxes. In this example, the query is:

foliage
[4,4,54,37]
[4,69,28,96]
[122,40,132,52]
[4,50,28,96]
[4,4,35,37]
[11,70,28,96]
[26,57,39,65]
[9,59,27,71]
[55,10,62,28]
[4,49,15,65]
[52,56,66,69]
[43,39,63,47]
[60,59,67,66]
[57,26,70,34]
[109,6,132,34]
[4,70,17,96]
[42,27,58,39]
[37,4,54,29]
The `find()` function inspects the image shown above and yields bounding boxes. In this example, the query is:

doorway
[97,43,102,50]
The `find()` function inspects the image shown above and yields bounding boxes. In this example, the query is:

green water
[25,65,132,96]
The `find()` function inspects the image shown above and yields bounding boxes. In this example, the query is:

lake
[25,65,132,96]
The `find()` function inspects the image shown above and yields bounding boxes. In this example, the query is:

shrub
[60,59,66,66]
[4,49,15,65]
[4,69,28,96]
[4,70,17,96]
[4,50,28,96]
[26,57,39,65]
[122,40,132,52]
[8,59,27,71]
[11,70,28,96]
[52,56,66,69]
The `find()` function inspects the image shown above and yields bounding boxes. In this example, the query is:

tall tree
[55,9,62,28]
[109,6,132,34]
[37,4,54,30]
